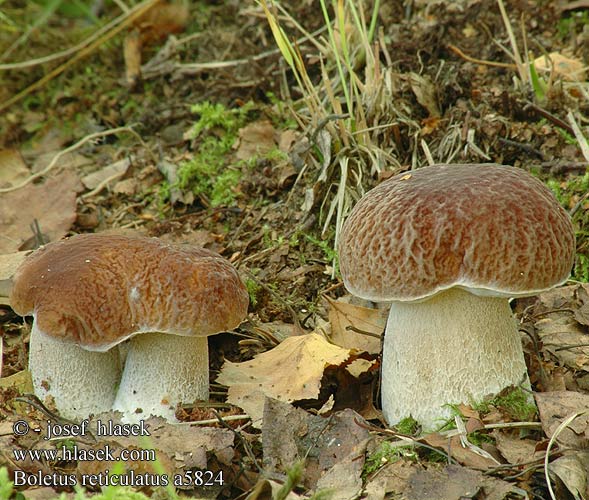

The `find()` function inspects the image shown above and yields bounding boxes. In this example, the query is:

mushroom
[10,233,249,421]
[337,164,575,429]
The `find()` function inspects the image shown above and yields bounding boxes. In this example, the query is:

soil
[1,0,589,499]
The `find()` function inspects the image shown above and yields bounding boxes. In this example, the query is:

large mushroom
[337,164,575,429]
[10,233,249,421]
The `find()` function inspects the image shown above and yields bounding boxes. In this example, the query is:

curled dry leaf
[216,333,352,427]
[408,72,441,118]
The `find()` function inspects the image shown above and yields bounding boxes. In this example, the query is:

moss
[160,101,254,207]
[557,10,589,40]
[394,416,419,435]
[362,440,418,479]
[304,233,338,264]
[245,278,261,307]
[474,386,537,422]
[545,172,589,282]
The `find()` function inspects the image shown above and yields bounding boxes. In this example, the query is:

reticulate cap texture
[10,234,249,350]
[338,164,575,302]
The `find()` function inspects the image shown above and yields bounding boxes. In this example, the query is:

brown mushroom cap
[338,164,575,302]
[10,234,249,350]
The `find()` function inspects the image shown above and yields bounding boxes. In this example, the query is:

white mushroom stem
[29,320,121,420]
[112,333,209,422]
[381,288,532,430]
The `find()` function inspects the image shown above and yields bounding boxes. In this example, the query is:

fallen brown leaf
[326,295,387,353]
[234,120,277,161]
[0,149,29,188]
[405,464,526,500]
[492,430,544,465]
[262,398,369,494]
[0,171,82,253]
[363,460,419,499]
[0,251,30,298]
[217,333,352,427]
[81,158,131,191]
[533,52,586,82]
[549,451,589,500]
[535,391,589,448]
[419,433,498,470]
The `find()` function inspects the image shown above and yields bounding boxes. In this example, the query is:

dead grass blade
[0,0,159,113]
[543,410,588,500]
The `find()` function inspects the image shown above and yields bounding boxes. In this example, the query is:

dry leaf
[574,285,589,326]
[535,391,589,448]
[81,158,131,190]
[234,120,277,161]
[363,460,419,499]
[278,129,299,153]
[405,464,526,500]
[326,295,387,353]
[0,171,82,253]
[534,306,589,373]
[0,368,33,389]
[262,399,369,492]
[217,333,352,427]
[315,440,366,499]
[420,433,498,470]
[113,178,138,196]
[0,250,30,298]
[408,73,440,117]
[549,452,589,500]
[492,430,543,465]
[0,149,29,188]
[246,480,302,500]
[157,160,193,205]
[533,52,586,82]
[18,487,68,500]
[107,414,235,470]
[124,30,143,87]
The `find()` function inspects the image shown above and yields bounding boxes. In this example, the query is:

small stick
[178,414,251,426]
[447,44,516,69]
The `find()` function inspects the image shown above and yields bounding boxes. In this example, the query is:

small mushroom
[10,233,249,421]
[338,164,575,429]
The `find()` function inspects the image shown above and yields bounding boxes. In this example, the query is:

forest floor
[1,0,589,499]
